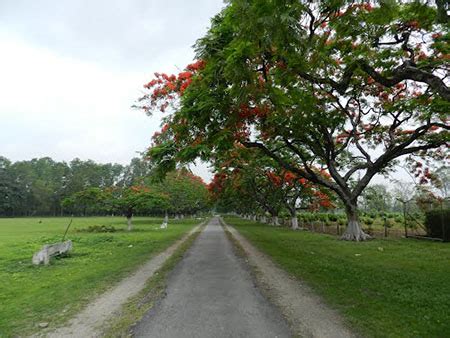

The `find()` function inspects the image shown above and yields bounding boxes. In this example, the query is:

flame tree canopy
[208,147,335,226]
[138,0,449,240]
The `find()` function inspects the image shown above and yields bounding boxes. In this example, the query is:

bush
[368,212,377,219]
[424,209,450,242]
[78,225,117,233]
[309,214,319,222]
[319,214,328,222]
[383,218,394,228]
[328,214,338,222]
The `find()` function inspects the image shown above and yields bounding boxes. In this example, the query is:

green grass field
[224,216,450,338]
[0,216,201,337]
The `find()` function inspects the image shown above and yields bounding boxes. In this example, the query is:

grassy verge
[103,223,205,337]
[0,216,201,336]
[224,216,450,338]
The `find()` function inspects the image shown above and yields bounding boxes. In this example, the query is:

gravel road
[132,217,291,338]
[38,224,202,338]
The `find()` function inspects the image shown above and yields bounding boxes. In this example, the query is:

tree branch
[297,60,450,100]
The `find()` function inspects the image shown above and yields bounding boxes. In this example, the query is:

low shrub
[383,218,394,228]
[328,214,338,222]
[368,212,377,218]
[365,218,374,225]
[78,225,118,233]
[319,214,328,222]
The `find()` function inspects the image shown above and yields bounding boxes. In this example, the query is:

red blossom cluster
[413,162,434,185]
[208,173,228,195]
[316,191,334,208]
[161,123,170,133]
[186,60,206,71]
[142,60,206,113]
[238,104,268,120]
[233,123,251,141]
[265,169,334,209]
[266,171,282,186]
[267,170,314,188]
[335,130,362,144]
[152,123,172,143]
[283,170,296,184]
[332,3,373,19]
[398,129,415,135]
[348,3,373,11]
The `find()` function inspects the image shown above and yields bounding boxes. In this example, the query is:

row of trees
[62,169,210,230]
[138,0,449,240]
[0,156,131,216]
[0,156,209,219]
[208,146,448,228]
[208,149,335,228]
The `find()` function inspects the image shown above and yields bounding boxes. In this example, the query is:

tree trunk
[272,215,279,226]
[260,215,267,224]
[291,216,299,230]
[161,212,168,229]
[126,208,133,231]
[341,205,370,241]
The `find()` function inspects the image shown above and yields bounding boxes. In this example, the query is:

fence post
[403,202,408,238]
[384,216,388,238]
[441,200,446,241]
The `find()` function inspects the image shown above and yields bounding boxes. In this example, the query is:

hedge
[424,209,450,242]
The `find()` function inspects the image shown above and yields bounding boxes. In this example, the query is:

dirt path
[35,223,203,338]
[223,220,356,338]
[132,217,291,338]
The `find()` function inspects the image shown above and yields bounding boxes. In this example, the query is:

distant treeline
[0,156,155,216]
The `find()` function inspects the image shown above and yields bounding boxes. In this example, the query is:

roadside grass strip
[224,216,450,338]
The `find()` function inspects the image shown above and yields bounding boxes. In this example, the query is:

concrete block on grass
[32,240,73,265]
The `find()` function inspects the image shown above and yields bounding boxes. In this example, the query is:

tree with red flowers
[209,148,334,228]
[209,171,261,217]
[139,1,449,240]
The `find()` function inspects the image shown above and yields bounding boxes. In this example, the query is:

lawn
[0,216,200,336]
[224,216,450,338]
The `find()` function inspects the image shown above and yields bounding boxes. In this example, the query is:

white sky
[0,0,224,181]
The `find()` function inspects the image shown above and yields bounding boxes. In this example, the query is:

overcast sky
[0,0,225,180]
[0,0,418,186]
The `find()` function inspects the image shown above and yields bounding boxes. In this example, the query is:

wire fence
[247,198,449,240]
